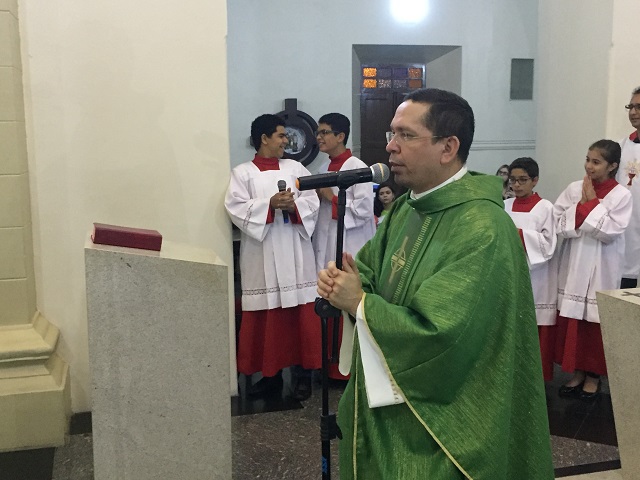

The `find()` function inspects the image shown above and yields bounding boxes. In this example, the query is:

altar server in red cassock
[554,139,632,400]
[504,157,557,381]
[225,114,321,398]
[312,113,376,385]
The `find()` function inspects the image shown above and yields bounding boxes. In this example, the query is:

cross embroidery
[390,237,409,283]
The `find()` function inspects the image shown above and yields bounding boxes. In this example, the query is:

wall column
[0,0,70,452]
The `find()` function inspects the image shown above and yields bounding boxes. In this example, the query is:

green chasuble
[338,172,554,479]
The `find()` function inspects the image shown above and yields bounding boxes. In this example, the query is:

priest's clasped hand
[317,252,363,317]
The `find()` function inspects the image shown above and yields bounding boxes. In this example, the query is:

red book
[91,223,162,251]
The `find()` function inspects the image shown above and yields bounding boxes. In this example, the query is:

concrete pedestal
[85,238,230,480]
[596,288,640,480]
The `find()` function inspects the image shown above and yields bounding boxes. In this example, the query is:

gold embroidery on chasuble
[390,237,408,283]
[388,214,433,304]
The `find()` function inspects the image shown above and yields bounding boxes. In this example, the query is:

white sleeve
[224,166,270,242]
[291,164,320,239]
[356,298,405,409]
[554,184,581,239]
[581,187,632,244]
[521,201,557,266]
[344,181,375,230]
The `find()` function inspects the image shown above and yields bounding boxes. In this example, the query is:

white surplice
[504,197,558,325]
[312,155,376,273]
[554,180,632,323]
[224,159,320,311]
[616,134,640,279]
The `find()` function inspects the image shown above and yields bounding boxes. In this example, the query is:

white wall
[535,0,640,202]
[606,0,640,140]
[227,0,539,175]
[19,0,233,412]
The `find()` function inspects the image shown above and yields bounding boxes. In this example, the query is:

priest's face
[629,93,640,132]
[386,101,450,194]
[261,126,289,158]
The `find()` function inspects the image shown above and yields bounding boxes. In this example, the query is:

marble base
[0,314,70,452]
[85,238,231,479]
[597,288,640,479]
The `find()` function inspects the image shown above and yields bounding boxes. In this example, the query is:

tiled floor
[0,367,625,479]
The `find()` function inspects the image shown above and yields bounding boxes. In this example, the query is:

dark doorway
[360,90,405,167]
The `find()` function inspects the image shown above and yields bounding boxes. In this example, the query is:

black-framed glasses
[315,129,339,137]
[624,103,640,112]
[508,176,532,185]
[385,131,447,144]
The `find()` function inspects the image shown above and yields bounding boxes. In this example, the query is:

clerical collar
[410,166,468,200]
[592,177,618,198]
[252,155,280,171]
[513,193,541,206]
[328,149,352,172]
[630,131,639,143]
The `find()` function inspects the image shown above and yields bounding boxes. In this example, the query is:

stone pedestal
[85,238,231,480]
[596,288,640,479]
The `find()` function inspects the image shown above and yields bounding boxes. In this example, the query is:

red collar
[630,131,639,143]
[328,149,352,172]
[512,193,542,212]
[252,155,280,171]
[592,177,618,198]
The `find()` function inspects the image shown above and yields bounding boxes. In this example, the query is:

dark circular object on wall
[276,98,319,166]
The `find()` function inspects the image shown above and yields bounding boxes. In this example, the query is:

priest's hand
[317,252,363,317]
[270,188,296,212]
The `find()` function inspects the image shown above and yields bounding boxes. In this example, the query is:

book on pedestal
[91,223,162,251]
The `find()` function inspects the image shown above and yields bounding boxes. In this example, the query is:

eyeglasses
[508,176,532,185]
[385,131,447,144]
[315,129,339,137]
[624,104,640,112]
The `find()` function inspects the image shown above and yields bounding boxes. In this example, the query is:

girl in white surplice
[553,139,632,400]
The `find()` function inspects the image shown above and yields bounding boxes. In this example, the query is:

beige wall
[18,0,233,411]
[0,0,36,327]
[536,0,639,201]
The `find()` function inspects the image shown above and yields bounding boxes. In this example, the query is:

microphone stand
[314,186,348,480]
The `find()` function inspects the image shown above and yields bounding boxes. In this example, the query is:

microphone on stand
[277,180,289,223]
[296,163,390,191]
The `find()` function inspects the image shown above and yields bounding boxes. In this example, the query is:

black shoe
[247,372,283,397]
[558,381,584,398]
[579,383,601,402]
[293,376,312,401]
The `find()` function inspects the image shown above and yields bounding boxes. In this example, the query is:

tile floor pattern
[0,367,626,480]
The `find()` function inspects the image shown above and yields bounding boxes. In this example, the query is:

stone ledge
[0,312,58,362]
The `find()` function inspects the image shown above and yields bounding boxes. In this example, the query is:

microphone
[296,163,390,191]
[277,180,289,223]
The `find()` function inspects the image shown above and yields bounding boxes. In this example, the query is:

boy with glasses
[617,86,640,288]
[311,113,376,388]
[504,157,557,381]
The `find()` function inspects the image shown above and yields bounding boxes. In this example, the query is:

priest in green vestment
[317,88,554,479]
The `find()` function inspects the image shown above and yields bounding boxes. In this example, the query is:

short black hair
[403,88,475,163]
[508,157,539,179]
[251,114,286,152]
[589,139,621,178]
[632,86,640,96]
[318,113,350,144]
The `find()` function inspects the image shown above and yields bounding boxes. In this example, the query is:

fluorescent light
[390,0,429,24]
